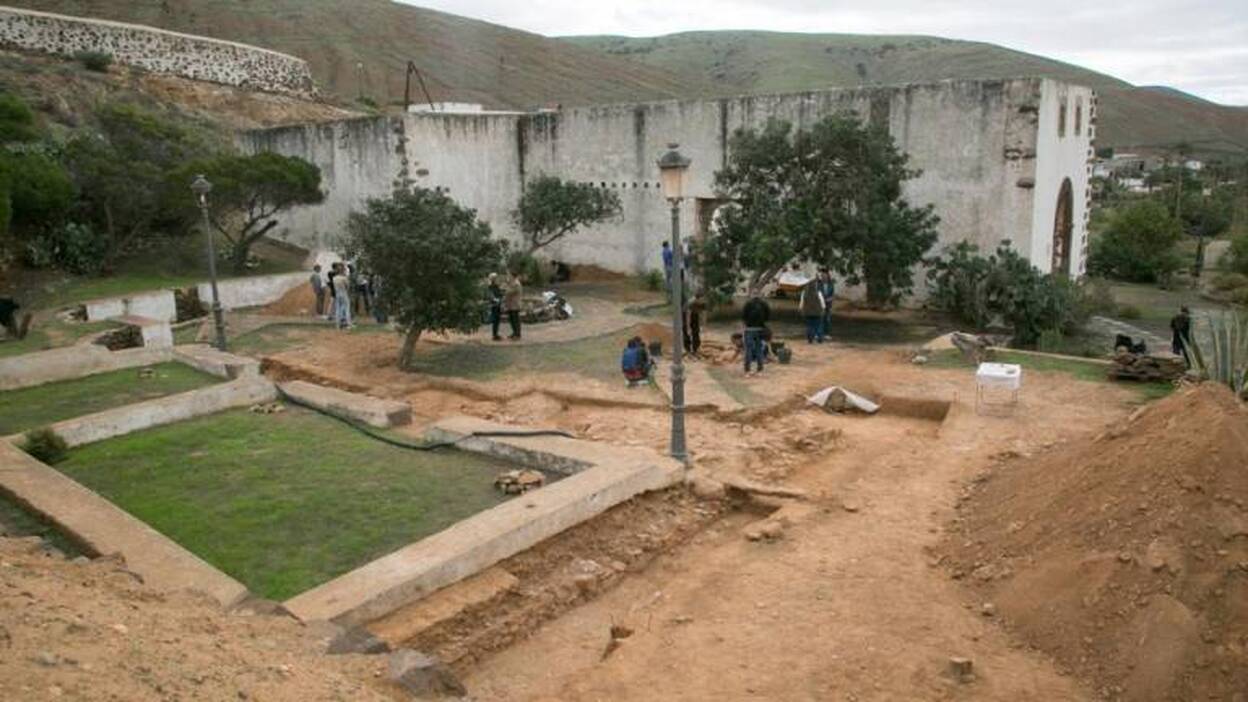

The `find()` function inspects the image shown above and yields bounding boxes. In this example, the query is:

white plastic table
[975,362,1022,414]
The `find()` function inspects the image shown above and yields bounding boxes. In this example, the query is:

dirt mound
[631,321,674,348]
[262,283,318,316]
[0,538,395,701]
[941,384,1248,701]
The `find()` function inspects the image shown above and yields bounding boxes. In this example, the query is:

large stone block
[278,380,411,428]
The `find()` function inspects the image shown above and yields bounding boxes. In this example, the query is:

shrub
[1229,233,1248,276]
[1116,304,1143,320]
[74,51,113,72]
[1036,328,1065,354]
[21,428,69,464]
[641,269,664,292]
[1210,272,1248,292]
[23,222,109,275]
[506,251,546,286]
[926,241,1094,347]
[1087,200,1183,283]
[1185,311,1248,398]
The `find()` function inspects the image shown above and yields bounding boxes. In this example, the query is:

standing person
[370,274,387,324]
[486,273,504,341]
[331,262,353,330]
[503,272,523,340]
[742,290,770,376]
[799,278,826,343]
[685,290,706,356]
[309,265,326,318]
[661,241,674,295]
[817,268,835,340]
[1170,305,1192,365]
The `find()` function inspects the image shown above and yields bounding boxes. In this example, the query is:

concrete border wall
[196,272,308,311]
[0,345,171,391]
[0,5,316,97]
[85,289,176,323]
[15,378,278,448]
[278,380,411,428]
[284,416,684,626]
[0,440,249,606]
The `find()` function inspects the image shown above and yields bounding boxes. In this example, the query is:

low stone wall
[278,380,411,428]
[84,289,177,323]
[0,5,316,97]
[0,345,171,391]
[284,416,684,626]
[0,439,249,606]
[22,378,278,448]
[197,272,307,311]
[173,345,261,380]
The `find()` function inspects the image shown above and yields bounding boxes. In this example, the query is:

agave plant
[1184,311,1248,398]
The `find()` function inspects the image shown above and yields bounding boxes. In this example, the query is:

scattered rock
[948,656,975,683]
[689,475,727,500]
[980,603,997,617]
[34,651,58,667]
[386,649,466,698]
[328,626,391,656]
[493,469,546,495]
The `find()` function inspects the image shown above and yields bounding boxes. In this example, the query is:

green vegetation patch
[55,407,517,600]
[0,319,119,359]
[0,363,220,435]
[409,327,645,384]
[923,349,1173,401]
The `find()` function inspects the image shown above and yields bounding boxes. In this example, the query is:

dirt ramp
[942,384,1248,701]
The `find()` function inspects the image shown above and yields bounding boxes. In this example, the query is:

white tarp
[806,386,880,414]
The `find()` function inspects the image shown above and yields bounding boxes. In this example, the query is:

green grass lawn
[0,363,221,435]
[1108,282,1228,338]
[55,407,517,600]
[0,319,120,359]
[924,348,1173,401]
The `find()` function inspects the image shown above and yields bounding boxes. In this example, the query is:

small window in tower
[1058,98,1067,137]
[1074,98,1083,136]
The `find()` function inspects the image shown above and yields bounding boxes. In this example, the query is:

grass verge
[0,362,221,435]
[55,407,518,600]
[924,348,1174,401]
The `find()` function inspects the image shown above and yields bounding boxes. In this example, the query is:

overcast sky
[405,0,1248,105]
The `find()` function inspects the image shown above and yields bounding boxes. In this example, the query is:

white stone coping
[283,416,685,626]
[4,378,278,448]
[0,345,173,391]
[278,380,412,428]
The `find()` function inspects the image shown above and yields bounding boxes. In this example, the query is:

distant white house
[1184,159,1204,172]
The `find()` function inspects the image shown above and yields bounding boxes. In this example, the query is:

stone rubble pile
[1107,352,1186,382]
[493,469,545,495]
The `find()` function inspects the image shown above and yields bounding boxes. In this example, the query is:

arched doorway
[1051,178,1073,275]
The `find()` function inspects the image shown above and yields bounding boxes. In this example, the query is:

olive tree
[344,186,506,370]
[511,175,622,255]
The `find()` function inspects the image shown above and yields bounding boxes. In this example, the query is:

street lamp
[191,175,228,351]
[657,143,691,465]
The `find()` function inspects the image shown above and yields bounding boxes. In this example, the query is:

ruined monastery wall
[243,78,1094,283]
[0,5,316,97]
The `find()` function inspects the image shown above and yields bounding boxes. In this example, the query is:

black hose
[279,392,574,451]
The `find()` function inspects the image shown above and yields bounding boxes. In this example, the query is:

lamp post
[657,143,691,465]
[191,175,227,351]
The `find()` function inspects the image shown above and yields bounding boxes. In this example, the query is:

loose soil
[0,537,399,702]
[940,384,1248,701]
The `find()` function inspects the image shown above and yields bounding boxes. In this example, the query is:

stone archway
[1051,178,1074,275]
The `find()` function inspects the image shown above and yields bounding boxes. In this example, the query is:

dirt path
[463,363,1142,701]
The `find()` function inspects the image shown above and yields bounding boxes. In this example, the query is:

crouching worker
[621,336,654,387]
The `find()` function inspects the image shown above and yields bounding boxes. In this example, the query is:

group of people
[310,261,386,330]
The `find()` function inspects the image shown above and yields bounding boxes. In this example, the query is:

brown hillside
[6,0,691,109]
[942,384,1248,701]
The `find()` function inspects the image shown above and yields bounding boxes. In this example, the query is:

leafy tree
[703,115,939,306]
[511,175,622,255]
[1,151,74,234]
[1087,199,1183,284]
[174,152,323,272]
[63,103,213,266]
[344,187,507,370]
[1228,232,1248,277]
